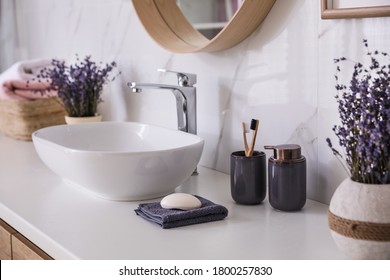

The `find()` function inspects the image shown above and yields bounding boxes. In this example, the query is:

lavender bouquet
[39,55,118,117]
[327,39,390,185]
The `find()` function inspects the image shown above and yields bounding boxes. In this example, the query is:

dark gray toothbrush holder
[230,151,266,205]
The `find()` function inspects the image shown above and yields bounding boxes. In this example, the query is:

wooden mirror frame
[132,0,276,53]
[321,0,390,19]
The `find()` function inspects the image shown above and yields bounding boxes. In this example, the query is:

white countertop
[0,133,344,260]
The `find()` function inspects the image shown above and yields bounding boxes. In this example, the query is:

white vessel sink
[32,122,204,201]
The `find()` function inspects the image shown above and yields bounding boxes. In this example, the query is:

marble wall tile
[9,0,390,204]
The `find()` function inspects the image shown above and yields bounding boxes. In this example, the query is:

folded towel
[0,59,56,100]
[135,195,228,229]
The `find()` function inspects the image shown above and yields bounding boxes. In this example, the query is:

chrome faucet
[127,69,197,135]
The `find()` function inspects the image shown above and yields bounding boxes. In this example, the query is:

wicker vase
[328,178,390,259]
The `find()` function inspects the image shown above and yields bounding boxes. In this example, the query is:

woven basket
[0,97,66,141]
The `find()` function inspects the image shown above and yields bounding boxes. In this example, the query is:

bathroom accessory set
[231,119,307,210]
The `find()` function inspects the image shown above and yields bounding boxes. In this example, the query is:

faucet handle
[158,69,197,87]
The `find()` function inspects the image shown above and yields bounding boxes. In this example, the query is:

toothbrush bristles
[248,119,259,157]
[250,119,258,130]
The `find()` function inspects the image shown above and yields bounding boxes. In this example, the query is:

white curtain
[0,0,19,71]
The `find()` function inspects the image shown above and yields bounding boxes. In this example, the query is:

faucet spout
[127,82,197,135]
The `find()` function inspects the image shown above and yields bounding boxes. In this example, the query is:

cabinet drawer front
[0,220,16,260]
[12,233,52,260]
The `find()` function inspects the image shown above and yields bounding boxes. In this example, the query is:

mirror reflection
[177,0,242,39]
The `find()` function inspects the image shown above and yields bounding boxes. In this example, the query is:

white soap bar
[160,193,202,210]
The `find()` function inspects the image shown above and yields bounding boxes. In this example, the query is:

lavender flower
[39,55,120,117]
[327,39,390,184]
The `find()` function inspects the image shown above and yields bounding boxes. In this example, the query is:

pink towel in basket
[0,59,57,100]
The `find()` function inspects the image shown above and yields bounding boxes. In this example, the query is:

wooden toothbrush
[248,119,259,157]
[242,122,250,156]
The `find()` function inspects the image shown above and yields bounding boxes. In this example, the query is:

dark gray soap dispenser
[264,144,306,211]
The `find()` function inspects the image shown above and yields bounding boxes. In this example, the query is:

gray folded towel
[135,195,228,229]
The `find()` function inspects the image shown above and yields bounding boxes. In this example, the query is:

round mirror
[132,0,276,53]
[176,0,241,40]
